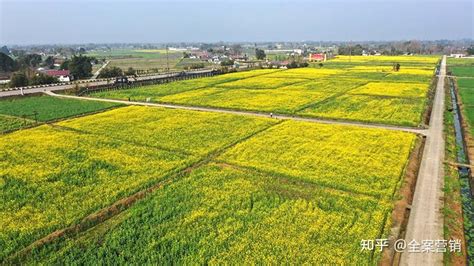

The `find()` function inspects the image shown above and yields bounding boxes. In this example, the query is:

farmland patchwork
[1,106,416,263]
[1,55,439,264]
[91,55,437,126]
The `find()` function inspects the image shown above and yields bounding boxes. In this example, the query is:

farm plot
[451,67,474,78]
[336,67,433,83]
[159,77,368,114]
[348,82,428,98]
[382,72,433,84]
[56,106,275,156]
[261,67,342,79]
[455,77,474,134]
[279,78,367,93]
[0,114,35,133]
[447,57,474,68]
[0,106,277,260]
[449,58,474,131]
[1,96,121,121]
[331,55,439,65]
[91,78,225,101]
[0,95,121,132]
[17,163,391,265]
[11,120,416,264]
[219,121,416,198]
[87,49,183,71]
[91,69,279,101]
[215,77,308,89]
[300,94,425,126]
[90,56,437,126]
[160,87,333,113]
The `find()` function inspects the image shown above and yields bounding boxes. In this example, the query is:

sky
[0,0,473,45]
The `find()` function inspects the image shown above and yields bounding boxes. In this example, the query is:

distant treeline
[338,41,474,56]
[0,53,99,87]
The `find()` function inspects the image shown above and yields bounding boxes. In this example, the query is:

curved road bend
[400,55,446,266]
[44,91,428,136]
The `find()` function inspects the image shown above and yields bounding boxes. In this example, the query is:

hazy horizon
[1,0,473,45]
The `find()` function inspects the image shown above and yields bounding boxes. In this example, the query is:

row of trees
[3,54,99,87]
[286,61,309,69]
[60,55,100,79]
[98,66,136,78]
[338,44,367,55]
[0,53,60,72]
[338,43,474,56]
[9,72,58,87]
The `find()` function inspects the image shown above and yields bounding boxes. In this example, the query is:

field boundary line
[214,75,318,90]
[293,81,370,113]
[45,123,195,157]
[0,113,36,121]
[212,160,391,201]
[44,91,429,136]
[0,104,124,135]
[130,68,286,98]
[6,178,175,263]
[161,75,318,101]
[182,75,328,102]
[345,93,427,100]
[446,75,474,79]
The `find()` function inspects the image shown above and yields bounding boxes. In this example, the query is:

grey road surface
[400,55,446,266]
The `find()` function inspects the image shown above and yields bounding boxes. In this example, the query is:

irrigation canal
[448,77,474,259]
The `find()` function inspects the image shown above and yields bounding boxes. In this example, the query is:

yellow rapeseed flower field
[216,76,308,89]
[262,68,342,79]
[2,55,436,264]
[14,120,415,264]
[349,82,429,98]
[219,120,416,198]
[332,55,439,64]
[91,55,439,126]
[0,106,277,260]
[301,94,425,126]
[160,87,333,113]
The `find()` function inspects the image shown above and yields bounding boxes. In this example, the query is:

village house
[308,53,326,62]
[450,53,465,58]
[43,70,72,82]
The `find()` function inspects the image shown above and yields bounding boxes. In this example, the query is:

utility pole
[349,40,352,63]
[166,45,169,72]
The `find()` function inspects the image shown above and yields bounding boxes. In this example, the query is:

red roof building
[43,70,71,82]
[308,53,326,62]
[44,70,70,77]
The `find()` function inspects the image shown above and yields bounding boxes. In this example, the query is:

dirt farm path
[91,61,110,79]
[44,91,428,136]
[400,55,446,265]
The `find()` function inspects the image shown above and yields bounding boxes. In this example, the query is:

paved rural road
[44,91,429,136]
[400,55,446,266]
[0,69,214,97]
